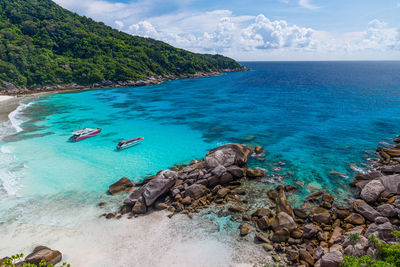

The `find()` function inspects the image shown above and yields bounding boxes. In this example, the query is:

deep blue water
[1,61,400,218]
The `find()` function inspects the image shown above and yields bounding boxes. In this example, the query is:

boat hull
[69,129,101,142]
[116,139,143,150]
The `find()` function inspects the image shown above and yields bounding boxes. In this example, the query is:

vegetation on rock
[0,0,241,89]
[341,231,400,267]
[0,253,69,267]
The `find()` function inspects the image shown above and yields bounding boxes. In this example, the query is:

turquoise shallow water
[1,61,400,223]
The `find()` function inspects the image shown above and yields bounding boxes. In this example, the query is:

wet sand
[0,96,19,122]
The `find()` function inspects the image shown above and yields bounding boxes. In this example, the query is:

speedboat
[69,128,102,142]
[116,137,144,150]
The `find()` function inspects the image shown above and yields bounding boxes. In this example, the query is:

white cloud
[53,0,400,60]
[129,21,159,38]
[115,20,124,29]
[360,19,400,50]
[298,0,320,10]
[128,13,317,55]
[397,2,400,7]
[240,14,315,50]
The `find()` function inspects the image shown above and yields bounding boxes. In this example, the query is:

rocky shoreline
[0,68,248,96]
[101,134,400,267]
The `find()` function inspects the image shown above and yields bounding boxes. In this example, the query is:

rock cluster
[228,135,400,266]
[1,246,62,266]
[102,135,400,267]
[116,144,266,218]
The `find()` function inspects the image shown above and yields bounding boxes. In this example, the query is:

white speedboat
[69,128,102,142]
[116,137,144,150]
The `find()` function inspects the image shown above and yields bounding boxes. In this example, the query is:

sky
[53,0,400,61]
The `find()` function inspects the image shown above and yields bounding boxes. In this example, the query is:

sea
[1,61,400,266]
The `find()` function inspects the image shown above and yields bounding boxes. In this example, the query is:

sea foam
[8,102,33,133]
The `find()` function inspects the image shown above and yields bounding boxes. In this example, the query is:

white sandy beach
[0,95,13,102]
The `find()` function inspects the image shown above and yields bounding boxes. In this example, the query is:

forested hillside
[0,0,241,89]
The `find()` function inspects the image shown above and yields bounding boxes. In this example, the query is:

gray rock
[211,165,227,177]
[355,180,370,191]
[124,186,145,205]
[204,144,252,169]
[379,175,400,194]
[320,251,343,267]
[25,246,62,265]
[377,204,397,217]
[132,197,147,214]
[314,246,325,260]
[343,235,369,258]
[353,199,381,221]
[271,212,297,232]
[355,171,382,181]
[365,222,396,242]
[360,179,385,203]
[380,165,400,175]
[220,172,233,184]
[108,177,133,195]
[207,175,220,187]
[375,216,390,224]
[303,223,322,239]
[226,166,244,178]
[142,170,177,206]
[185,184,207,199]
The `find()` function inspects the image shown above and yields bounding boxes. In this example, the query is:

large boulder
[343,234,369,258]
[365,221,397,242]
[271,212,297,232]
[320,251,343,267]
[377,204,397,217]
[379,175,400,194]
[353,199,381,221]
[108,177,133,195]
[204,144,252,169]
[124,170,177,207]
[344,213,365,225]
[124,186,145,205]
[360,180,385,203]
[24,246,62,265]
[142,170,177,206]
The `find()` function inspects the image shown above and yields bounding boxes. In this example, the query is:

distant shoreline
[0,68,248,97]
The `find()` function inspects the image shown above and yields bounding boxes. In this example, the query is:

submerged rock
[240,224,251,236]
[254,145,265,155]
[108,177,133,195]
